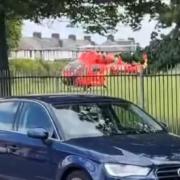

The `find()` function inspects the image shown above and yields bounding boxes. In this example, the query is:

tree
[0,0,165,68]
[144,0,180,72]
[117,45,143,64]
[157,0,180,28]
[0,0,165,96]
[145,28,180,72]
[6,19,22,49]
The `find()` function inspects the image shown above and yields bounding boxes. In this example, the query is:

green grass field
[10,74,180,134]
[105,75,180,134]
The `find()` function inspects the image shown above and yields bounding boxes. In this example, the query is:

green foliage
[144,0,180,72]
[6,19,22,49]
[116,47,144,64]
[66,1,164,34]
[2,0,164,34]
[120,53,134,63]
[145,28,180,72]
[9,59,68,75]
[1,0,178,71]
[157,0,180,28]
[0,0,166,72]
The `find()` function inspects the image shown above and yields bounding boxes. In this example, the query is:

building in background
[79,35,137,53]
[10,33,138,61]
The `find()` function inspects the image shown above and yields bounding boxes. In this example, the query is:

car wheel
[66,170,91,180]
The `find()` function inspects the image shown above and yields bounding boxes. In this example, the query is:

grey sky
[22,18,172,48]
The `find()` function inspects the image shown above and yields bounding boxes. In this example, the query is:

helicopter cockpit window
[65,61,83,71]
[92,65,101,73]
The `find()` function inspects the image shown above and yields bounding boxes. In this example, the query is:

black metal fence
[0,69,180,134]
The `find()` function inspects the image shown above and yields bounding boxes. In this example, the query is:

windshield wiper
[110,128,165,136]
[110,132,125,136]
[118,128,150,135]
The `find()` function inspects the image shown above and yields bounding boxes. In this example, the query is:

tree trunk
[0,10,11,97]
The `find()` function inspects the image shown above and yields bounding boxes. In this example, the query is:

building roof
[61,39,95,50]
[17,33,137,52]
[18,33,95,51]
[102,36,135,46]
[102,39,119,46]
[19,37,61,50]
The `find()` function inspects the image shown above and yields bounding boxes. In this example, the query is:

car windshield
[52,102,164,139]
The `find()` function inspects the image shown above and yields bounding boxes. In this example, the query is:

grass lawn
[10,74,180,134]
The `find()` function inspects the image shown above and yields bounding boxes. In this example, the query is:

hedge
[9,59,69,75]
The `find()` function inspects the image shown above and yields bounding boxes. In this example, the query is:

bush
[9,59,69,75]
[118,52,143,64]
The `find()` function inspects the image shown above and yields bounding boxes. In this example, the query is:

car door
[0,101,21,180]
[7,101,58,180]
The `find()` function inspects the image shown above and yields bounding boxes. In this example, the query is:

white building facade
[10,33,138,61]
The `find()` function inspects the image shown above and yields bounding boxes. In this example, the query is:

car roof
[0,93,128,105]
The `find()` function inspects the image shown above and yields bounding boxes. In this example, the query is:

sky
[22,18,172,48]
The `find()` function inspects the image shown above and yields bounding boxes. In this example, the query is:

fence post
[139,68,145,109]
[56,76,59,93]
[0,70,11,97]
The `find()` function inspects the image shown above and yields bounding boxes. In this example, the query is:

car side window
[112,105,147,130]
[0,102,19,131]
[18,102,55,137]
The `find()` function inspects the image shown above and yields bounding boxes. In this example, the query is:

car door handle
[7,145,19,153]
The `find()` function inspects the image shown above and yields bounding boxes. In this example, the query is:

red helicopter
[62,50,148,88]
[110,53,148,75]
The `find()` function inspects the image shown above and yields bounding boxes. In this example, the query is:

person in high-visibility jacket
[142,53,148,69]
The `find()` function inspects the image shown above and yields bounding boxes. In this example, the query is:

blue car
[0,94,180,180]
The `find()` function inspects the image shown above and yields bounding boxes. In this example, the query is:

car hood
[65,133,180,166]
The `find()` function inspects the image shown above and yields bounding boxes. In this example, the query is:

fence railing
[0,70,180,134]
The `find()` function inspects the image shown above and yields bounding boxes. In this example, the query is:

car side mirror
[27,128,49,140]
